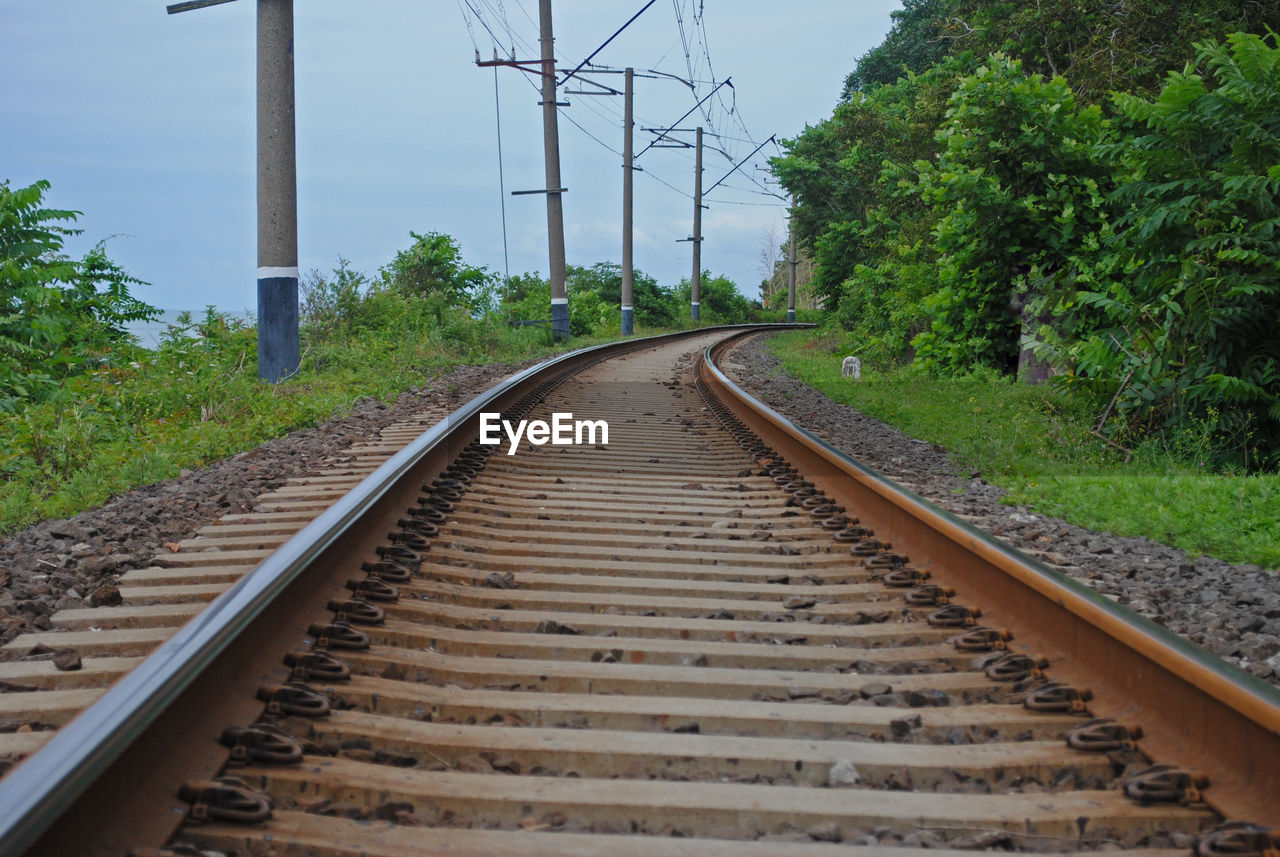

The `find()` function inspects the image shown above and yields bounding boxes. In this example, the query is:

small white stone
[841,356,862,379]
[828,759,861,787]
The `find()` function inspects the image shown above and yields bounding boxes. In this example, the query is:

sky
[2,1,900,314]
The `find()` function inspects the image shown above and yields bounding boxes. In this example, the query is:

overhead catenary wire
[459,1,765,170]
[456,0,480,56]
[559,0,658,86]
[705,134,777,197]
[460,0,509,57]
[635,77,732,161]
[457,0,789,256]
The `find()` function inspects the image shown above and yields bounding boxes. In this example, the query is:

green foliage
[909,55,1111,374]
[849,0,1280,102]
[0,295,586,535]
[845,0,954,95]
[300,258,367,343]
[774,2,1280,473]
[498,271,551,329]
[0,194,751,535]
[770,328,1280,568]
[1036,33,1280,466]
[563,268,619,337]
[773,56,973,317]
[567,262,679,328]
[378,231,494,311]
[1,179,157,409]
[494,264,684,336]
[948,0,1280,101]
[676,272,751,324]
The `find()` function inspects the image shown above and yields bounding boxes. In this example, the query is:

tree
[953,0,1280,101]
[758,222,783,308]
[676,272,750,324]
[773,55,974,330]
[1039,33,1280,466]
[848,0,1280,103]
[379,231,492,310]
[910,55,1111,374]
[300,258,367,341]
[1,179,156,408]
[844,0,955,95]
[566,262,677,328]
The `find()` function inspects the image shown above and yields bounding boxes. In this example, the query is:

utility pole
[539,0,570,340]
[788,195,798,323]
[256,0,299,380]
[691,126,703,324]
[621,67,634,335]
[167,0,299,383]
[563,65,689,334]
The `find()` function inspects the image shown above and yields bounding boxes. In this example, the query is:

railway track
[0,326,1277,857]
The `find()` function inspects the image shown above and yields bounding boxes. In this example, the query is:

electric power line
[457,1,784,211]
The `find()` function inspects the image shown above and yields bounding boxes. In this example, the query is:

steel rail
[0,324,801,857]
[701,332,1280,824]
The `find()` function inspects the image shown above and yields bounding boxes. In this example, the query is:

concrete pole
[621,67,635,336]
[788,196,798,323]
[691,126,703,324]
[539,0,569,340]
[256,0,300,383]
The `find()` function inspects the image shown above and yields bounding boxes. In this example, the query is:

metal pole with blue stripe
[256,0,300,381]
[169,0,300,382]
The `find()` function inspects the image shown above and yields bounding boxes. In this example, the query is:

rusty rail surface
[0,326,789,856]
[0,325,1276,857]
[702,334,1280,824]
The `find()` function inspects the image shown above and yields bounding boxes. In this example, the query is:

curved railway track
[0,326,1277,857]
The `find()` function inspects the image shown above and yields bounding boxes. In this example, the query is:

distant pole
[256,0,300,382]
[787,195,798,323]
[621,67,635,336]
[691,126,703,324]
[539,0,570,340]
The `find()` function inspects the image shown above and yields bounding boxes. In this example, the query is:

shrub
[0,179,157,408]
[909,55,1110,374]
[379,231,494,311]
[1037,33,1280,467]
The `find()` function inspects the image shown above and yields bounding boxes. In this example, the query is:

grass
[767,328,1280,569]
[0,310,648,537]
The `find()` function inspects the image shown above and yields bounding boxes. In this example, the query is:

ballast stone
[828,759,862,787]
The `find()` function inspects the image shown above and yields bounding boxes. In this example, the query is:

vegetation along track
[1,327,1278,857]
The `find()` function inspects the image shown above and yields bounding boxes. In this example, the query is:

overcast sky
[2,1,899,313]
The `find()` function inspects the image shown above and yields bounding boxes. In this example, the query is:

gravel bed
[6,334,1278,689]
[0,359,535,651]
[725,333,1280,686]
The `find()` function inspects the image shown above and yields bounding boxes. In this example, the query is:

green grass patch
[0,308,662,537]
[768,328,1280,569]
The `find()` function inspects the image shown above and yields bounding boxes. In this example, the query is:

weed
[0,308,654,536]
[769,329,1280,569]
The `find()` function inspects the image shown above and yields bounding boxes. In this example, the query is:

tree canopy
[775,6,1280,467]
[1,179,156,409]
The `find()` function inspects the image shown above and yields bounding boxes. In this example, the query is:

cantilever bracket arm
[167,0,239,13]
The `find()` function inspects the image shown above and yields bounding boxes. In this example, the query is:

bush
[1037,33,1280,467]
[1,179,157,408]
[676,272,751,324]
[379,231,494,311]
[909,55,1110,374]
[300,258,367,343]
